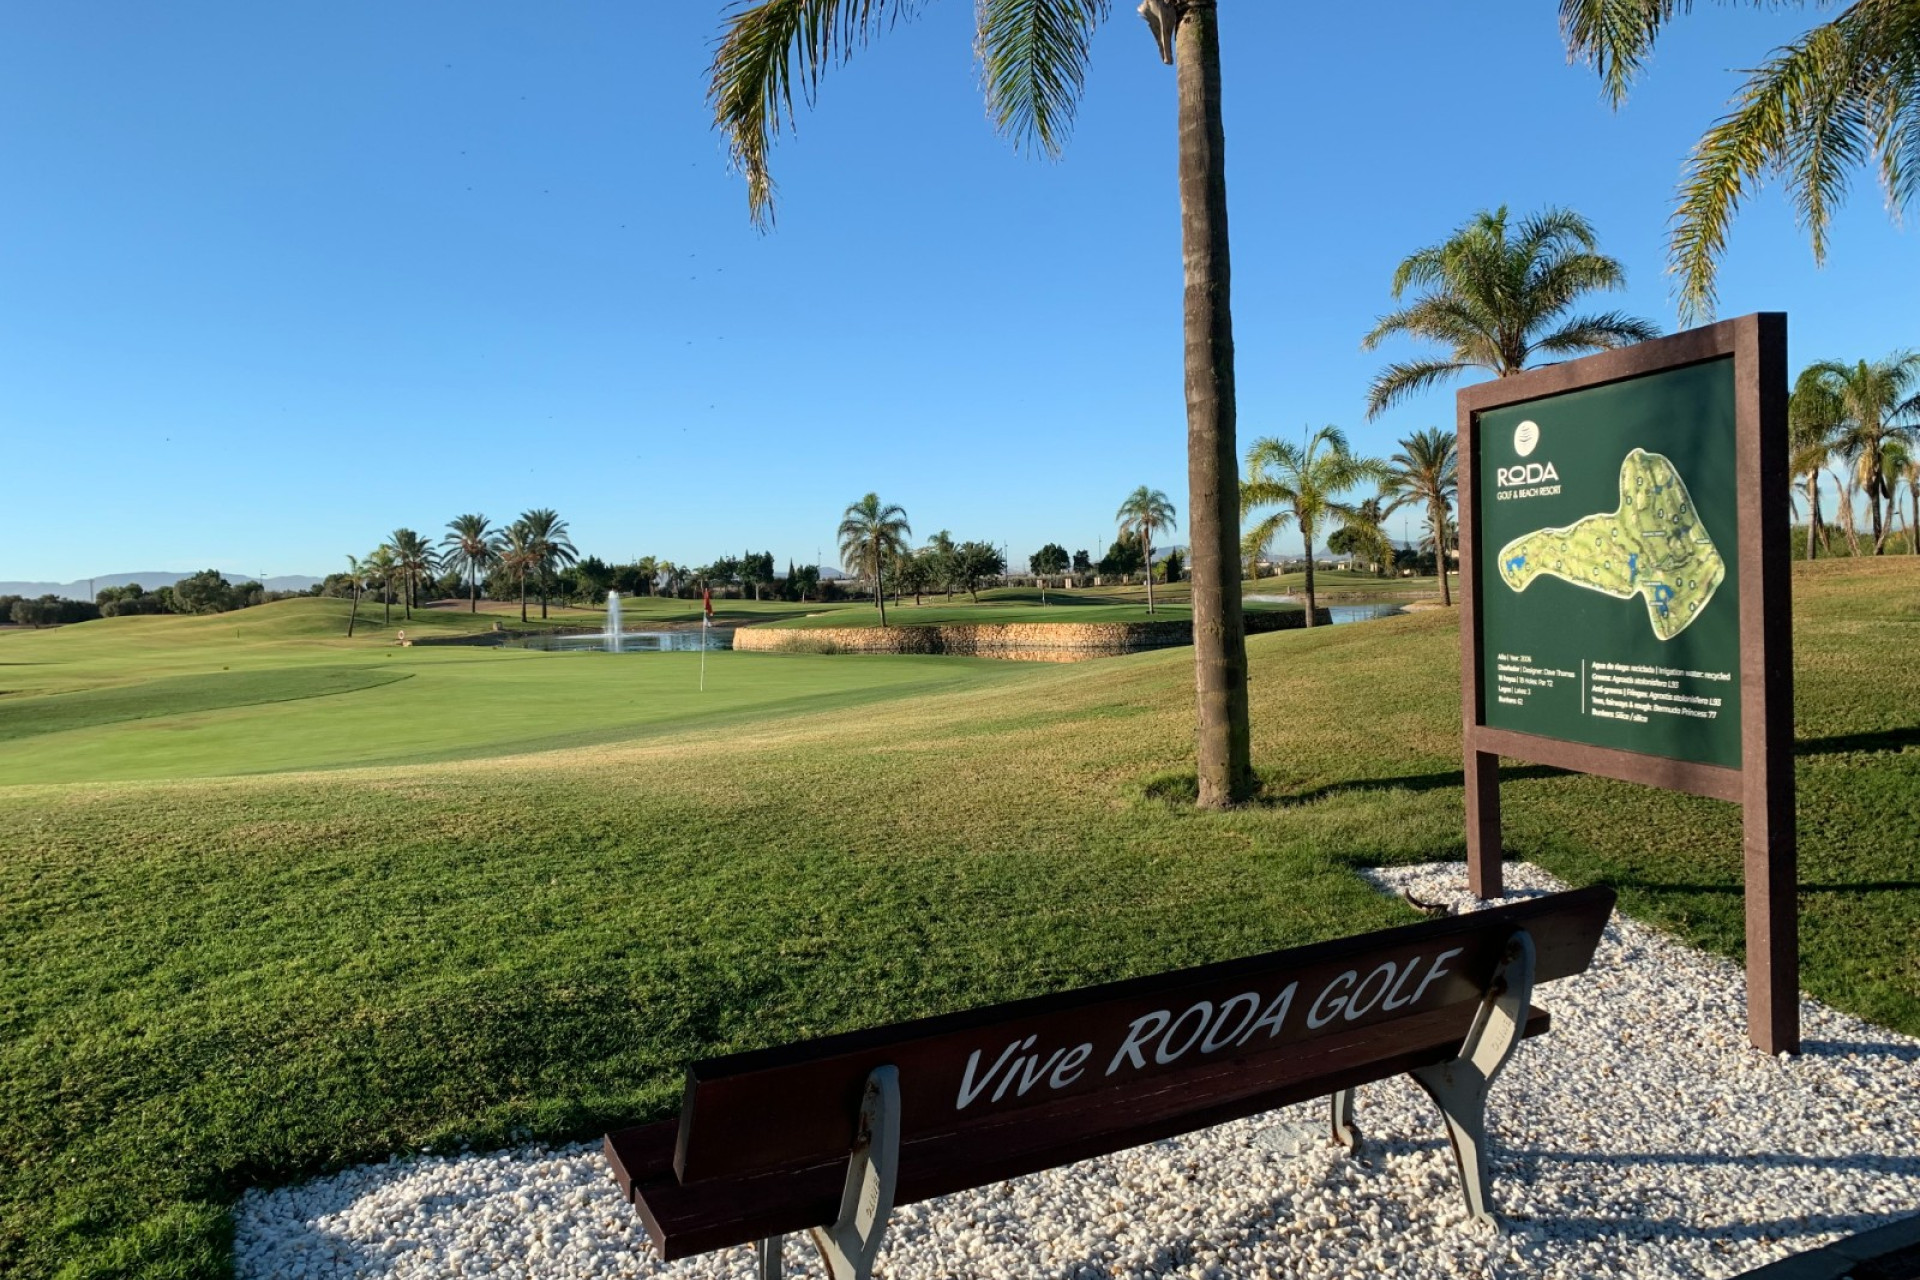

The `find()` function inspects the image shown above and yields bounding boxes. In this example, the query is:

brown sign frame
[1456,312,1797,1054]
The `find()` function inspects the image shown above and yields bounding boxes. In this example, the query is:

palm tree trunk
[1838,475,1862,556]
[876,571,888,628]
[1871,473,1889,554]
[1805,474,1822,562]
[1144,534,1156,615]
[1175,0,1252,808]
[470,567,478,612]
[348,586,360,637]
[1433,499,1452,605]
[1303,533,1318,626]
[519,575,528,624]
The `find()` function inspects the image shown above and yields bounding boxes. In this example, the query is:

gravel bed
[233,863,1920,1278]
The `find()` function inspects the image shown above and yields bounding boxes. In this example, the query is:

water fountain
[605,590,623,653]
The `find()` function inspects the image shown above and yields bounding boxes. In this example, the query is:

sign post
[1456,313,1797,1053]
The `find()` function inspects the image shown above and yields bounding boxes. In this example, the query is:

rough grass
[0,559,1913,1278]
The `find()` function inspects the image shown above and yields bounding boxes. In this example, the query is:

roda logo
[1498,461,1560,487]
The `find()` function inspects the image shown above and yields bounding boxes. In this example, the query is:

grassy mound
[0,558,1912,1277]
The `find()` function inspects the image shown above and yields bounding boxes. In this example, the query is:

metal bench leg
[806,1065,901,1280]
[1329,1087,1360,1153]
[1409,929,1535,1225]
[755,1235,784,1279]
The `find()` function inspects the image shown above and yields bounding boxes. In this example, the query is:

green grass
[0,559,1914,1277]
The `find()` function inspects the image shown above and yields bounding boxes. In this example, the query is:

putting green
[0,599,1041,784]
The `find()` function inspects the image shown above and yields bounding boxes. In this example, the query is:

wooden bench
[603,885,1615,1278]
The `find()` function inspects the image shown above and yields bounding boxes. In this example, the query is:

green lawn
[0,560,1913,1278]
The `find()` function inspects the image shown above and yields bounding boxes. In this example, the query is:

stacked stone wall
[730,608,1330,656]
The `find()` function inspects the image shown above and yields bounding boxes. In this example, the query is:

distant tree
[388,528,438,617]
[1789,370,1848,561]
[10,599,52,627]
[923,529,959,601]
[517,508,578,618]
[1362,205,1659,418]
[342,554,368,637]
[1162,548,1184,584]
[788,562,821,603]
[950,541,1007,602]
[496,524,539,623]
[1241,427,1389,626]
[1071,549,1093,575]
[837,493,912,627]
[364,547,399,626]
[1385,427,1458,604]
[1795,355,1920,554]
[1030,543,1070,577]
[172,569,236,615]
[1098,538,1145,577]
[575,555,615,603]
[441,514,500,613]
[1116,486,1178,615]
[891,547,934,606]
[739,550,776,601]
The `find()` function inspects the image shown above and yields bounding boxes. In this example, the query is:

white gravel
[233,863,1920,1278]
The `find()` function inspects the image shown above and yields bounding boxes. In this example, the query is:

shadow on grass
[1797,725,1920,756]
[1135,764,1573,810]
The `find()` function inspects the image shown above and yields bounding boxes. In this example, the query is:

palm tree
[516,508,579,617]
[708,0,1253,805]
[1789,371,1848,561]
[343,553,368,638]
[1562,0,1920,320]
[1385,428,1458,604]
[498,521,540,623]
[1341,492,1397,578]
[441,514,499,613]
[1796,355,1920,554]
[924,530,959,601]
[365,544,399,627]
[1362,206,1660,418]
[1115,487,1178,615]
[837,493,912,628]
[387,528,438,619]
[1241,427,1389,626]
[1884,439,1915,553]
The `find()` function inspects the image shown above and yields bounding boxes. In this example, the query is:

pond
[511,629,733,653]
[1245,596,1407,625]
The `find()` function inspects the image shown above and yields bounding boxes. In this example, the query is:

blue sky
[2,2,1912,581]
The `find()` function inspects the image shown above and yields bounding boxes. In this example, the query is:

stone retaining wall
[731,608,1331,657]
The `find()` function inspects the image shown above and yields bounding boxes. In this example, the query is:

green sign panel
[1476,357,1741,768]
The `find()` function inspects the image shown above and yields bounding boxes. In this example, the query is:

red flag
[702,588,713,623]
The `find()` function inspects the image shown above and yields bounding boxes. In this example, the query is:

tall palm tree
[1796,354,1920,554]
[1385,427,1459,604]
[708,0,1253,805]
[1789,370,1848,561]
[387,528,438,619]
[343,553,368,638]
[441,514,500,613]
[1884,439,1916,553]
[1362,206,1660,418]
[1342,492,1397,578]
[1562,0,1920,320]
[1241,427,1388,626]
[1115,486,1178,614]
[836,493,912,628]
[365,544,399,627]
[516,508,579,618]
[497,522,540,623]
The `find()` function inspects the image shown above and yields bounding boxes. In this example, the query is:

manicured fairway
[0,602,1038,784]
[0,560,1913,1278]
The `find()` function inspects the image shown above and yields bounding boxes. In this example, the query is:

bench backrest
[671,886,1613,1186]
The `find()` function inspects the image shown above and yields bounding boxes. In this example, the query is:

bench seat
[607,1002,1550,1260]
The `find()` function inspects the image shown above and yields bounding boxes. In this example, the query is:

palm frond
[1559,0,1683,107]
[708,0,920,227]
[977,0,1109,156]
[1530,310,1664,357]
[1365,359,1473,420]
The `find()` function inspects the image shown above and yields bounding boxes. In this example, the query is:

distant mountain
[0,571,322,601]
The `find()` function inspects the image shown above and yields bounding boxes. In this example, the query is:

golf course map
[1496,448,1726,641]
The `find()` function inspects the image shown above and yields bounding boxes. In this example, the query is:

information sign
[1456,314,1797,1053]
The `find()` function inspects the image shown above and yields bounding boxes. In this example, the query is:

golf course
[1,558,1915,1277]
